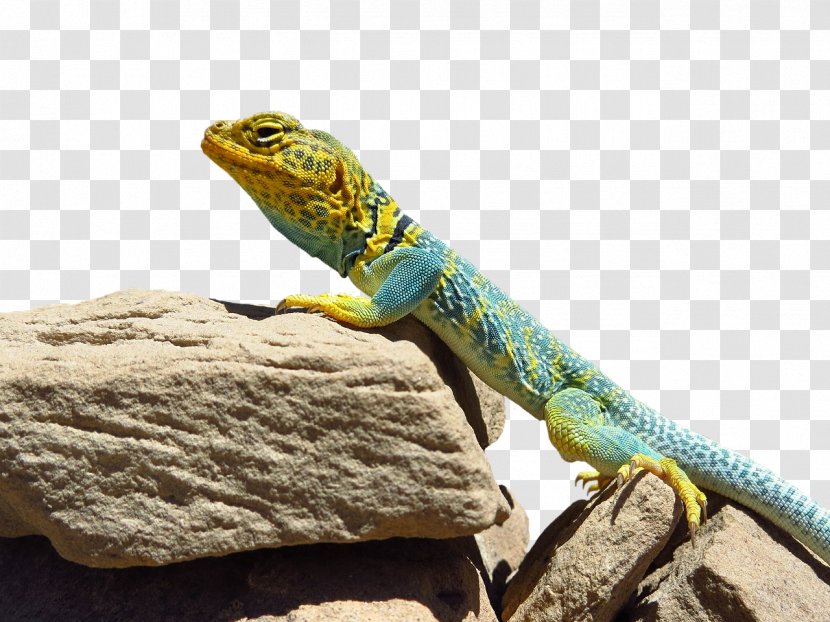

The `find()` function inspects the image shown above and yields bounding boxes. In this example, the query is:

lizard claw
[575,470,600,487]
[575,470,613,496]
[614,460,642,487]
[276,297,325,316]
[619,453,708,544]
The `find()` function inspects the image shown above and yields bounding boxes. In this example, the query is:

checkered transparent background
[1,0,829,541]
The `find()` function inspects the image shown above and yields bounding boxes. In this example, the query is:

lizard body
[202,111,830,565]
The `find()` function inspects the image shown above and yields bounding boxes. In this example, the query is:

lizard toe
[621,453,707,541]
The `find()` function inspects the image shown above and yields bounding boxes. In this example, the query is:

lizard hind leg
[545,387,648,477]
[544,388,707,542]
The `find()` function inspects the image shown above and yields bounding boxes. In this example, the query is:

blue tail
[631,401,830,565]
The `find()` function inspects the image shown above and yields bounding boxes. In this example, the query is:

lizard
[201,110,830,565]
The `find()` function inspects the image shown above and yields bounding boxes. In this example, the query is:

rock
[502,473,682,622]
[453,485,530,613]
[0,533,498,621]
[621,491,830,621]
[219,297,506,450]
[352,303,506,450]
[0,289,509,568]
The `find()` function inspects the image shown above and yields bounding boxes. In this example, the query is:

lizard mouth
[200,133,230,164]
[201,128,233,161]
[201,126,243,164]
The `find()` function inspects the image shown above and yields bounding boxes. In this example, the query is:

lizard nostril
[212,121,226,130]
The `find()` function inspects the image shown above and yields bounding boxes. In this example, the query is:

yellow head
[201,111,372,274]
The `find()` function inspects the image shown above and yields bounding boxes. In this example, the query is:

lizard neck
[251,169,378,278]
[342,180,411,274]
[357,182,415,260]
[254,178,409,278]
[253,196,348,274]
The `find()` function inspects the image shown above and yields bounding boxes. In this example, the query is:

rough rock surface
[0,533,500,621]
[621,491,830,621]
[0,485,528,621]
[0,289,508,568]
[502,473,682,622]
[453,485,530,613]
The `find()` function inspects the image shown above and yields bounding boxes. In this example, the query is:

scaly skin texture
[202,111,830,565]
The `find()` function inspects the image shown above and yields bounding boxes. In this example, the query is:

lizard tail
[649,415,830,566]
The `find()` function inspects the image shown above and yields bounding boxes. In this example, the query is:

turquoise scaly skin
[202,111,830,565]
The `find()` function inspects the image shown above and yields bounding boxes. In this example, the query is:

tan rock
[0,533,498,621]
[622,492,830,621]
[453,485,530,612]
[0,289,508,568]
[218,297,506,450]
[502,473,682,622]
[474,486,529,588]
[341,300,507,450]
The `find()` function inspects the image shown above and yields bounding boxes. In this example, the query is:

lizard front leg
[276,247,445,328]
[545,388,708,543]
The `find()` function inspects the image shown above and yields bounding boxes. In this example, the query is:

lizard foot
[275,294,353,321]
[277,294,323,314]
[616,453,708,546]
[575,470,614,496]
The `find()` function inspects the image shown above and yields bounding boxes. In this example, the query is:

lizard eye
[254,123,284,144]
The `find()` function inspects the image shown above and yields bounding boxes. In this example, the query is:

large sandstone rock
[502,473,682,622]
[621,491,830,621]
[0,289,508,568]
[0,533,500,621]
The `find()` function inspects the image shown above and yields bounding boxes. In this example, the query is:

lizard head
[201,111,372,274]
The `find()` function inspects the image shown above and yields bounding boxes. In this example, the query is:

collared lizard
[202,111,830,565]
